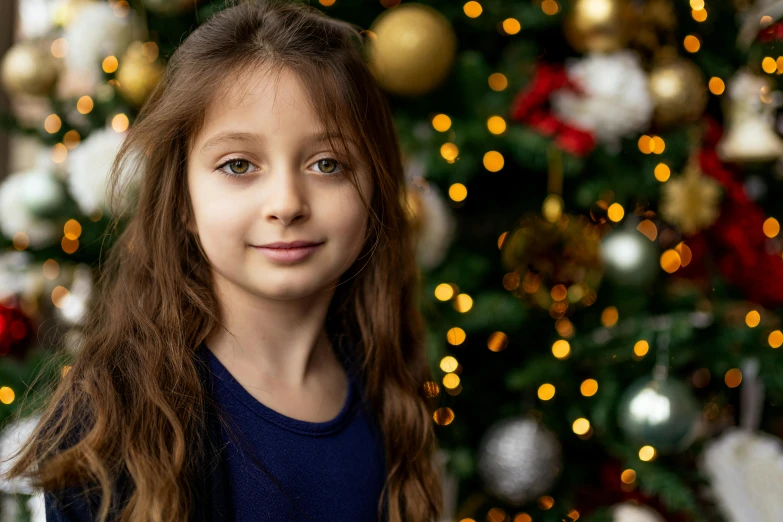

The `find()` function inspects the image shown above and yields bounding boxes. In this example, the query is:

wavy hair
[3,1,443,520]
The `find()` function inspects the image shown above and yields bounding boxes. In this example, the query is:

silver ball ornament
[600,228,658,286]
[477,417,562,505]
[618,376,700,454]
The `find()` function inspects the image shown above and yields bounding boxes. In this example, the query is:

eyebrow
[198,130,353,154]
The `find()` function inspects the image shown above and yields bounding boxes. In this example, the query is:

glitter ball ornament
[501,213,603,313]
[618,376,700,454]
[367,3,457,96]
[599,227,659,287]
[477,417,563,505]
[0,42,60,97]
[648,53,707,129]
[564,0,634,54]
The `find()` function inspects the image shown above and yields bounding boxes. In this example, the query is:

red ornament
[0,303,33,359]
[509,62,597,157]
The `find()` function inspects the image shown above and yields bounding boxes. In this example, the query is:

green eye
[316,158,338,174]
[228,159,250,174]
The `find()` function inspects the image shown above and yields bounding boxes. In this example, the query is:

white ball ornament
[600,227,659,287]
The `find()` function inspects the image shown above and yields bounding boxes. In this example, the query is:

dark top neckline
[199,342,358,437]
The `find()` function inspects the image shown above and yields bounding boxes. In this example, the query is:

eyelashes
[215,156,348,179]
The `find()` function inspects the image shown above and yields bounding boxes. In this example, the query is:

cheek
[188,177,250,259]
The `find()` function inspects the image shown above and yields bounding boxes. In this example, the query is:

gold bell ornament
[116,42,165,107]
[0,42,60,97]
[717,69,783,163]
[367,3,457,96]
[563,0,635,54]
[648,49,707,129]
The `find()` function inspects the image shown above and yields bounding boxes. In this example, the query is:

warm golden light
[692,8,707,21]
[683,35,701,53]
[112,113,130,133]
[725,368,743,388]
[601,306,619,327]
[538,383,555,400]
[434,283,455,301]
[580,378,598,397]
[572,418,590,435]
[654,163,671,182]
[762,57,777,74]
[488,73,508,91]
[443,373,461,389]
[441,143,459,162]
[552,340,571,360]
[463,1,482,18]
[638,135,653,154]
[432,114,452,132]
[64,130,81,149]
[64,219,82,240]
[433,407,455,425]
[0,387,15,405]
[621,469,637,484]
[651,136,665,154]
[639,445,656,461]
[61,236,78,254]
[607,203,624,222]
[541,0,559,15]
[102,55,119,73]
[52,285,70,308]
[634,340,649,357]
[449,183,467,202]
[483,151,504,172]
[454,293,473,312]
[487,116,507,135]
[44,114,62,134]
[487,332,509,352]
[746,310,761,327]
[77,96,94,115]
[709,77,725,95]
[440,356,458,373]
[763,217,780,238]
[447,327,466,345]
[660,249,681,273]
[502,18,521,35]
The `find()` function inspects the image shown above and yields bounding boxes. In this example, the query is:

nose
[262,164,309,226]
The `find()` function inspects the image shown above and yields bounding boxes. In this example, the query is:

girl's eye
[311,157,344,176]
[217,158,257,177]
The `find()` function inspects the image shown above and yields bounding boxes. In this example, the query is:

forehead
[197,65,322,143]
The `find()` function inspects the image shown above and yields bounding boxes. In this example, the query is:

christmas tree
[2,0,783,521]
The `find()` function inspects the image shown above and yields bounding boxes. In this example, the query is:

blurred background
[1,0,783,521]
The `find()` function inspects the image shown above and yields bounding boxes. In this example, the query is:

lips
[255,241,323,249]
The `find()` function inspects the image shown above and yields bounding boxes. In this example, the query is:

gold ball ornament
[116,42,165,107]
[367,3,457,96]
[141,0,198,15]
[648,54,707,129]
[1,42,60,97]
[564,0,634,54]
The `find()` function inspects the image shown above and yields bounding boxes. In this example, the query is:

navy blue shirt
[45,341,387,521]
[202,342,387,521]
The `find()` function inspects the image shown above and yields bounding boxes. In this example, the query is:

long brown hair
[3,1,443,520]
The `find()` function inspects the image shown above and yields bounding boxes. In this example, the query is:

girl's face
[186,66,372,301]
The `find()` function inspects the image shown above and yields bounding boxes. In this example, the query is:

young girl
[4,1,444,520]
